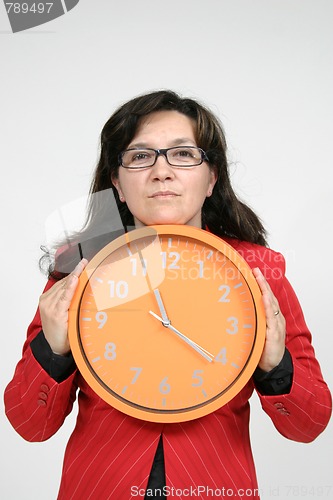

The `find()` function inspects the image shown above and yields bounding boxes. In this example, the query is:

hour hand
[149,310,214,363]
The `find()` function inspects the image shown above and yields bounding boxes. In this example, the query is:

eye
[175,148,194,157]
[122,150,155,167]
[170,147,200,162]
[131,151,152,162]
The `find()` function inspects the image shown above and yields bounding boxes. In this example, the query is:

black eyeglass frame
[118,146,209,169]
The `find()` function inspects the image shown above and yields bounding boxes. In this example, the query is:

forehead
[132,111,196,144]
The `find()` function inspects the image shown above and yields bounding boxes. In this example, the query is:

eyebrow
[127,138,197,149]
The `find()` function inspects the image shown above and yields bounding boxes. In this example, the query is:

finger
[71,258,88,279]
[59,258,88,303]
[252,267,273,297]
[252,268,281,321]
[41,259,87,307]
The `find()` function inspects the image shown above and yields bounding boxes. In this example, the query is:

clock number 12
[160,252,180,270]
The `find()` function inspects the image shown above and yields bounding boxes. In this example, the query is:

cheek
[123,178,144,199]
[120,178,146,212]
[113,173,134,200]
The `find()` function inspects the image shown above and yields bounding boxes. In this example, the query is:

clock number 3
[104,342,116,360]
[226,317,239,335]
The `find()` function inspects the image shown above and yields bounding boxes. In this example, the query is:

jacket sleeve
[4,278,78,442]
[254,250,332,443]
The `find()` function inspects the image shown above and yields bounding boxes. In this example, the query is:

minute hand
[149,311,214,363]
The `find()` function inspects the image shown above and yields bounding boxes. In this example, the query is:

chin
[135,218,181,227]
[145,217,200,228]
[135,211,201,228]
[136,211,181,227]
[149,219,182,226]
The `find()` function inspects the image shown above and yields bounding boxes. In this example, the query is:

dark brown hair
[42,90,267,278]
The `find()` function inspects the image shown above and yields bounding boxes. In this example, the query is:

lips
[149,191,180,198]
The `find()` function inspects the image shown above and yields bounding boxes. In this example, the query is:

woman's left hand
[252,267,286,372]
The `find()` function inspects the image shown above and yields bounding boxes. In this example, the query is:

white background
[1,1,332,498]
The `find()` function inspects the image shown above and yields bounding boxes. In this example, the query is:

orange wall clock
[68,225,265,423]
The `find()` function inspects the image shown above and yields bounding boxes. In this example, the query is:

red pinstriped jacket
[4,239,332,499]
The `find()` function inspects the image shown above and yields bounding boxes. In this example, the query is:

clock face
[68,225,265,423]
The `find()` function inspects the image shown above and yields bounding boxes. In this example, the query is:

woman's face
[112,110,217,228]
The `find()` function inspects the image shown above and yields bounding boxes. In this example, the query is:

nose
[150,153,175,181]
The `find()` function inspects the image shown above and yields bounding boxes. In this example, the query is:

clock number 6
[159,377,171,394]
[104,342,116,360]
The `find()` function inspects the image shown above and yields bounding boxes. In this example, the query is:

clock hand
[153,289,170,325]
[149,310,214,363]
[166,324,214,361]
[151,290,213,361]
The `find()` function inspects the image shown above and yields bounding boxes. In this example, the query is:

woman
[4,90,331,499]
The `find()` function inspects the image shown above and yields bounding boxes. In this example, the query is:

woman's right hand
[39,258,88,356]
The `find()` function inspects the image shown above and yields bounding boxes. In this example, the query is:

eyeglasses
[119,146,208,169]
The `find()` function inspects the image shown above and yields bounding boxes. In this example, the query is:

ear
[111,175,125,202]
[207,167,218,197]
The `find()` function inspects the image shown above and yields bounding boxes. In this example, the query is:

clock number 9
[104,342,116,360]
[96,311,107,329]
